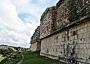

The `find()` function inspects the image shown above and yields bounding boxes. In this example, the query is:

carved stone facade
[40,0,90,64]
[40,6,57,39]
[30,26,41,51]
[29,0,90,63]
[54,0,90,30]
[55,0,70,30]
[40,15,90,64]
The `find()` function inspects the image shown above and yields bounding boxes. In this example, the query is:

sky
[0,0,59,48]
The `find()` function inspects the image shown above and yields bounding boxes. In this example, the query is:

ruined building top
[30,26,40,44]
[30,0,90,40]
[40,6,57,39]
[40,0,90,39]
[56,0,65,9]
[40,6,56,21]
[30,0,90,63]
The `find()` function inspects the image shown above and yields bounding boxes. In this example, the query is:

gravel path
[17,52,24,64]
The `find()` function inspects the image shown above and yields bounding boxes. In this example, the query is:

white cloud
[0,1,25,32]
[0,0,39,48]
[0,0,58,48]
[10,0,42,17]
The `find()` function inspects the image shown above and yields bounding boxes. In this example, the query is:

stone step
[59,60,74,64]
[59,56,73,60]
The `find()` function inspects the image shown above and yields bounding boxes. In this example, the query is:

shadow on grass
[22,51,60,64]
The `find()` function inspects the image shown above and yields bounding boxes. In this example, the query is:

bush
[0,48,14,56]
[0,52,22,64]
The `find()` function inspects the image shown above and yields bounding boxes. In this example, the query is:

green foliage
[0,49,9,56]
[0,48,14,56]
[87,11,90,15]
[0,57,6,62]
[80,8,87,17]
[68,0,89,22]
[0,52,22,64]
[22,51,60,64]
[69,0,79,22]
[50,6,55,11]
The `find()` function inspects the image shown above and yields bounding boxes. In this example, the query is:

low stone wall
[40,18,90,63]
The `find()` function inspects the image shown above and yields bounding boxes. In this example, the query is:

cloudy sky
[0,0,58,48]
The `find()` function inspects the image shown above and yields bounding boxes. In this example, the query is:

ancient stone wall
[30,26,41,51]
[54,0,90,30]
[40,6,57,39]
[40,18,90,63]
[40,12,51,39]
[30,42,38,51]
[39,0,90,63]
[55,0,70,30]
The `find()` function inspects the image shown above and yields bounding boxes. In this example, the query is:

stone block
[82,28,85,34]
[87,38,90,44]
[84,27,87,33]
[87,26,90,32]
[69,31,72,36]
[88,50,90,55]
[84,22,88,27]
[69,36,74,40]
[78,34,83,39]
[84,49,88,55]
[87,32,90,38]
[78,29,81,34]
[75,35,78,39]
[86,44,90,49]
[82,33,87,38]
[75,48,80,54]
[87,21,90,27]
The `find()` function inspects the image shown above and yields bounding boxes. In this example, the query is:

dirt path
[17,52,24,64]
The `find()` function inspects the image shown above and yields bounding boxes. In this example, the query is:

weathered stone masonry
[40,6,57,39]
[40,15,90,63]
[30,0,90,63]
[40,0,90,64]
[30,26,41,51]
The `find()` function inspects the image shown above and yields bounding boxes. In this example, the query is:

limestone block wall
[30,41,41,52]
[40,30,67,59]
[40,33,61,59]
[30,42,38,51]
[30,26,40,51]
[40,7,56,39]
[40,19,90,63]
[37,42,41,51]
[73,21,90,60]
[39,0,90,63]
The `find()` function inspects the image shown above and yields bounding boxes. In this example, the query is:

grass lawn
[22,51,60,64]
[0,56,6,62]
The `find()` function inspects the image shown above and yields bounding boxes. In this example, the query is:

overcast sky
[0,0,59,48]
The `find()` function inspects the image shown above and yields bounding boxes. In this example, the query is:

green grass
[0,56,6,62]
[0,52,22,64]
[22,51,60,64]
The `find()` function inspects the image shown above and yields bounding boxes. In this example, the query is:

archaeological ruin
[30,26,41,51]
[30,0,90,64]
